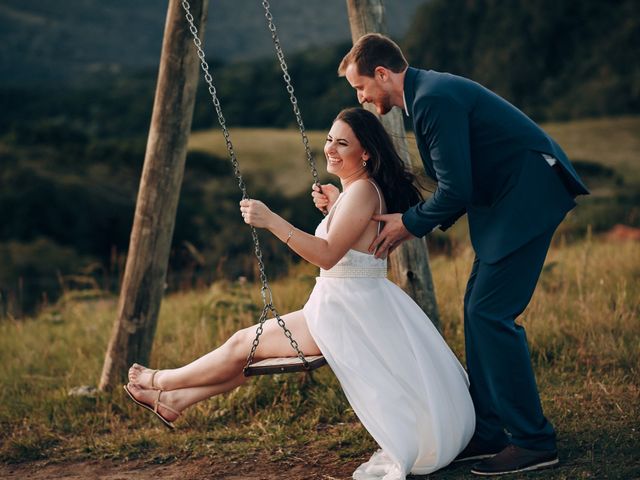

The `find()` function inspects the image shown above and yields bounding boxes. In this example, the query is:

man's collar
[402,67,419,116]
[402,90,409,117]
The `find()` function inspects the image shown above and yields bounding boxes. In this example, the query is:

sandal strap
[153,390,181,417]
[150,370,159,390]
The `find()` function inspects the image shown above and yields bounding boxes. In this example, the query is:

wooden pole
[99,0,209,390]
[345,0,441,328]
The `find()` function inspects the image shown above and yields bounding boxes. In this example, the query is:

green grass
[1,116,638,477]
[188,128,332,197]
[188,115,640,197]
[189,116,640,250]
[1,235,638,478]
[542,116,640,186]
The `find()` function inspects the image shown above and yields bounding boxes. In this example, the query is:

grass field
[188,115,640,197]
[189,115,640,249]
[0,234,638,478]
[1,115,638,478]
[543,116,640,186]
[188,128,332,197]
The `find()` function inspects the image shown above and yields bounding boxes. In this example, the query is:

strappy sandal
[129,364,160,390]
[123,384,180,430]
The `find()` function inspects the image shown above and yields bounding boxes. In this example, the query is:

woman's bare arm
[241,179,378,270]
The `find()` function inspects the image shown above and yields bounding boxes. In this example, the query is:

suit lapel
[404,67,438,181]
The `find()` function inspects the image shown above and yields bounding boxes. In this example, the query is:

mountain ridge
[0,0,427,86]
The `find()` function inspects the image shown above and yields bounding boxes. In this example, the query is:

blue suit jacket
[401,67,589,263]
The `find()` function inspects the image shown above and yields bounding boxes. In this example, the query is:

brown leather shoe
[453,438,506,463]
[470,444,559,475]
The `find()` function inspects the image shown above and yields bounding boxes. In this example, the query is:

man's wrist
[401,211,424,237]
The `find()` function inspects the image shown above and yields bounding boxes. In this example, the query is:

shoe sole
[123,385,175,430]
[453,453,497,463]
[471,457,559,476]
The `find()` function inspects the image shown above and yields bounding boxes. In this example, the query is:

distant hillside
[0,0,427,86]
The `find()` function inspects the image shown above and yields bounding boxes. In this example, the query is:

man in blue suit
[336,33,589,476]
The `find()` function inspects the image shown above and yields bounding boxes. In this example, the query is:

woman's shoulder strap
[366,179,383,215]
[366,179,384,236]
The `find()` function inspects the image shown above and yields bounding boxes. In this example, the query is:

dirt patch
[0,452,361,480]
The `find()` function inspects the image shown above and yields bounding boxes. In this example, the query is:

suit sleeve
[402,96,471,237]
[438,207,467,231]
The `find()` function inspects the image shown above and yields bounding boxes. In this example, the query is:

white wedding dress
[303,184,475,479]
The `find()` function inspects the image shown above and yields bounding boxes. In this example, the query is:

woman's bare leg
[125,373,248,422]
[129,309,320,391]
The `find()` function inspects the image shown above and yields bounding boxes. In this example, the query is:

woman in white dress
[125,108,475,479]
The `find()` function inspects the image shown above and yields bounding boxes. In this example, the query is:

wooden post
[99,0,209,390]
[345,0,441,328]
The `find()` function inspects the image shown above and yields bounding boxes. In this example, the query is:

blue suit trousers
[464,223,559,451]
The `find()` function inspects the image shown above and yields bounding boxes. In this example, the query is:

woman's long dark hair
[335,107,422,213]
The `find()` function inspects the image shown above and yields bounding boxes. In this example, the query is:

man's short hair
[338,33,408,77]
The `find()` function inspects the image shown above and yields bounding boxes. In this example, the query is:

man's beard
[377,93,393,115]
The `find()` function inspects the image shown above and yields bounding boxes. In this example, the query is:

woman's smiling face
[324,119,368,179]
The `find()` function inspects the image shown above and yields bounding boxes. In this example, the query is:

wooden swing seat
[244,355,327,376]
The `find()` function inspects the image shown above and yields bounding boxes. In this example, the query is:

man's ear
[374,66,389,81]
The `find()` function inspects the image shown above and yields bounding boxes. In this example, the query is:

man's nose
[357,91,365,104]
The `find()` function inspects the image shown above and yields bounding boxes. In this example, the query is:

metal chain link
[180,0,309,370]
[261,0,321,188]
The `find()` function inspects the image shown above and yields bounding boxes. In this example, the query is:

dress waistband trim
[320,265,387,278]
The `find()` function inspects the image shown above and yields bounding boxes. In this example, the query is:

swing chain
[261,0,320,189]
[180,0,309,371]
[245,303,308,375]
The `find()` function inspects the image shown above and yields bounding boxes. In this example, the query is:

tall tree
[345,0,441,327]
[99,0,209,390]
